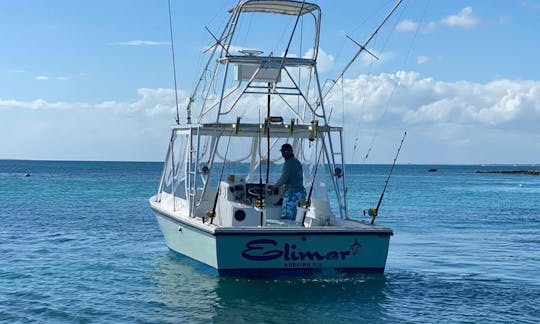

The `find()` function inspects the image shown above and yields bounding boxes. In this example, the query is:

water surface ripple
[1,161,538,323]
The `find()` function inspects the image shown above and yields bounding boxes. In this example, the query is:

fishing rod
[301,106,336,226]
[302,1,405,222]
[257,111,265,226]
[301,137,326,227]
[367,131,406,224]
[207,132,233,224]
[266,83,271,183]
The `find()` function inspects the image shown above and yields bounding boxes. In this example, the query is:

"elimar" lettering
[241,239,351,262]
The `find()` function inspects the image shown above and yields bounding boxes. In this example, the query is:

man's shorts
[281,190,307,220]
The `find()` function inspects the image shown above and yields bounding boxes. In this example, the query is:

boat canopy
[232,0,320,17]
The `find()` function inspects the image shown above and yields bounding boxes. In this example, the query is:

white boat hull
[152,202,392,276]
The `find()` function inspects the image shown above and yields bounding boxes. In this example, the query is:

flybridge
[183,0,327,125]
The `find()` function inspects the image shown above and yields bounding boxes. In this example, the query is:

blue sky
[1,0,540,164]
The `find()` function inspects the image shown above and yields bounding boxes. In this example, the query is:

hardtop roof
[232,0,320,16]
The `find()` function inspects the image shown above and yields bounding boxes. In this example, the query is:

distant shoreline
[1,159,539,166]
[475,170,540,175]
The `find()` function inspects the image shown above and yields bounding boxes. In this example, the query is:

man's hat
[280,143,293,152]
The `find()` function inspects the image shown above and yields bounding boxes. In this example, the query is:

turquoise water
[1,160,539,323]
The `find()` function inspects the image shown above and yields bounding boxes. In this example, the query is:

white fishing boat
[150,0,400,276]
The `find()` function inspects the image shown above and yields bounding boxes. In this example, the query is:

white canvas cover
[235,0,319,16]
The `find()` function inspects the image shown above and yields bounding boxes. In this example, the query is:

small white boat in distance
[150,0,394,276]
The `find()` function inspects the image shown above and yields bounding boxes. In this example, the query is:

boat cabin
[155,121,346,228]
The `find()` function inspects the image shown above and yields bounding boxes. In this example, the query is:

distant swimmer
[24,172,31,177]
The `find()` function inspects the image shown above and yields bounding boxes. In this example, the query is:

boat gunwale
[150,198,393,237]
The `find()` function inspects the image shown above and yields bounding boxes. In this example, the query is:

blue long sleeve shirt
[274,157,305,193]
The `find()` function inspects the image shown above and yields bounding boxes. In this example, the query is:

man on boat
[269,143,306,220]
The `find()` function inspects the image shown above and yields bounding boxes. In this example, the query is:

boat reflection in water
[149,253,388,322]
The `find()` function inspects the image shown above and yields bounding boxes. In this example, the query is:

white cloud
[325,71,540,163]
[34,75,70,81]
[304,48,334,73]
[0,98,91,110]
[333,71,540,128]
[0,90,183,161]
[419,7,480,33]
[421,21,438,34]
[441,7,479,28]
[2,72,540,163]
[416,56,430,65]
[521,1,540,9]
[396,20,419,32]
[498,16,511,25]
[112,40,170,46]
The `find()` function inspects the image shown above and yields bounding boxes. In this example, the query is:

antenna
[167,0,181,124]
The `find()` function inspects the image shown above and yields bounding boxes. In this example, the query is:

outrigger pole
[367,131,407,224]
[181,2,238,124]
[314,0,404,110]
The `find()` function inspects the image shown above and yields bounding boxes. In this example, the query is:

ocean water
[1,160,539,323]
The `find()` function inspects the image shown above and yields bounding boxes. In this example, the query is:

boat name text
[241,239,351,262]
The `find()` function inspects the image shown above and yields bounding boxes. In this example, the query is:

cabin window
[161,133,188,199]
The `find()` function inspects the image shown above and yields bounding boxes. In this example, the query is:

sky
[1,0,539,164]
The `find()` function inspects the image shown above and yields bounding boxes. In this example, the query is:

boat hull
[154,208,219,269]
[152,206,392,277]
